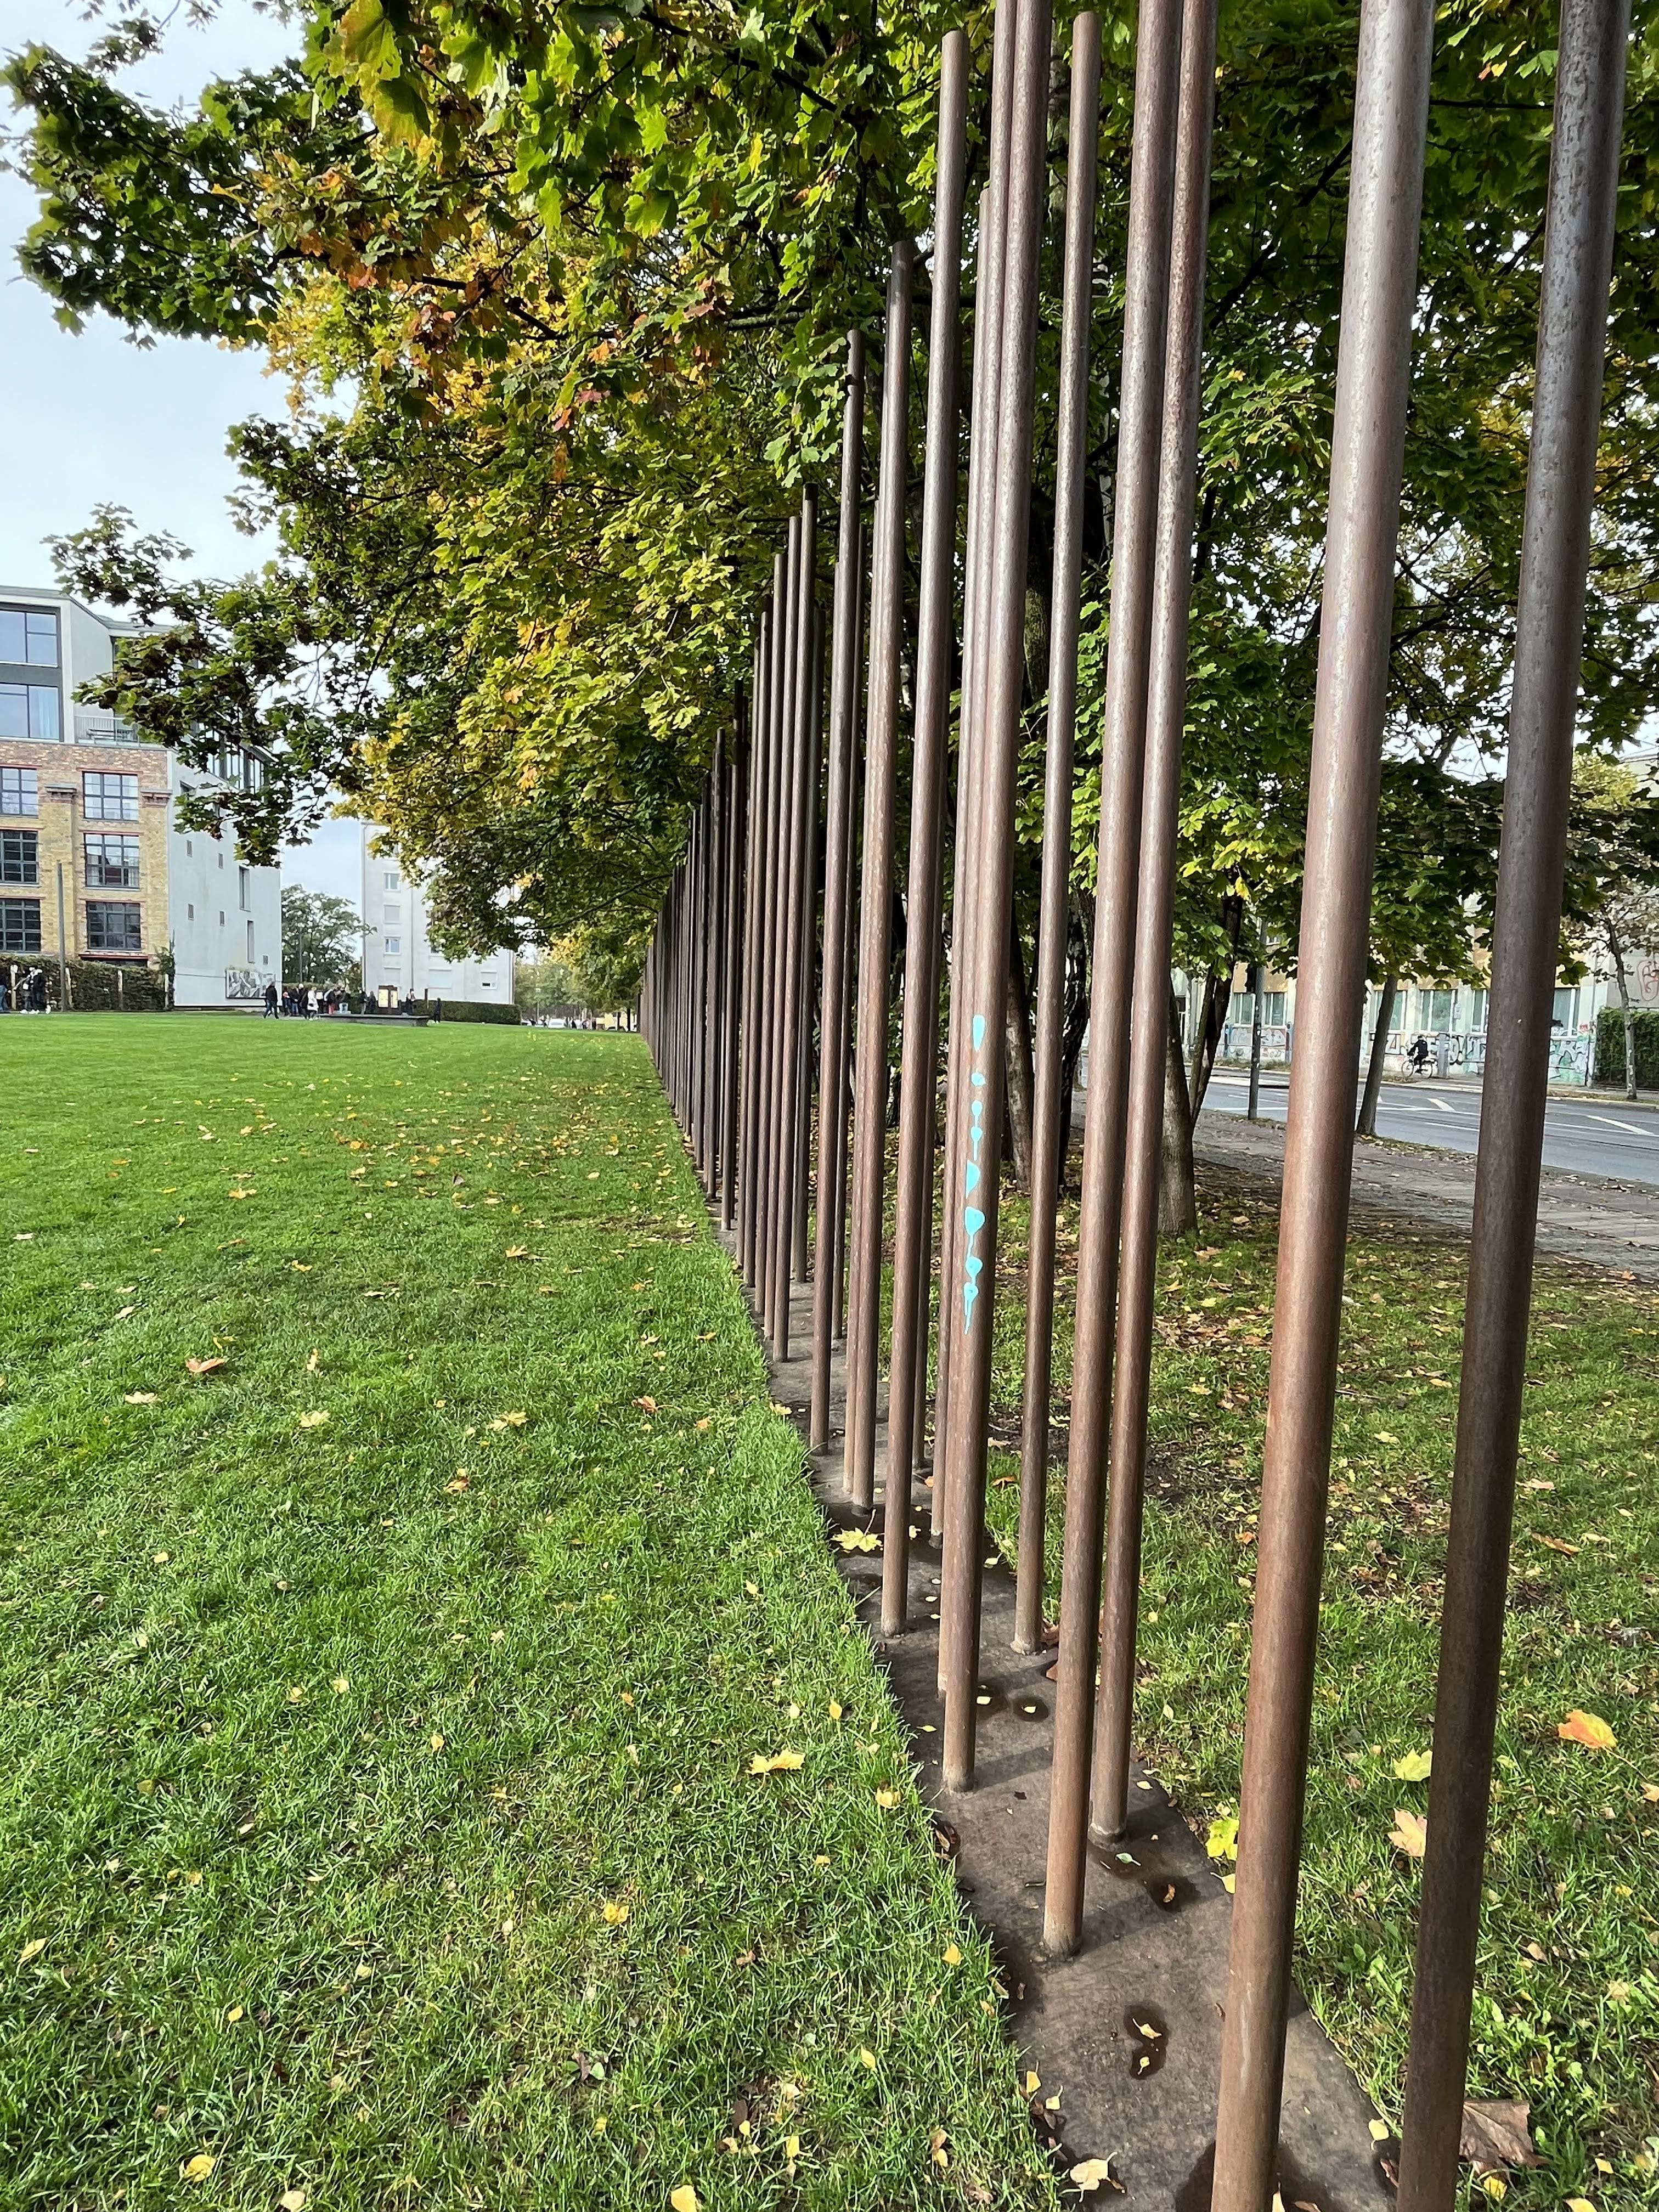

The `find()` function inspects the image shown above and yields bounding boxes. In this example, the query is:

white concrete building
[0,585,280,1007]
[359,825,515,1009]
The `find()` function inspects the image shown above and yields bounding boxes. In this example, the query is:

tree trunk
[1159,985,1199,1239]
[1187,893,1245,1119]
[1246,960,1264,1121]
[1002,909,1035,1193]
[1356,973,1396,1138]
[1611,929,1637,1099]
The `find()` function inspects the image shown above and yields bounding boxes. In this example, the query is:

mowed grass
[973,1164,1659,2205]
[0,1018,1057,2212]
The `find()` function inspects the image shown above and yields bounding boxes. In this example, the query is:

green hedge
[430,999,520,1025]
[59,962,171,1012]
[1594,1005,1659,1088]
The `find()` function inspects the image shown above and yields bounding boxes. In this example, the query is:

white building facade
[359,826,515,1009]
[0,585,280,1007]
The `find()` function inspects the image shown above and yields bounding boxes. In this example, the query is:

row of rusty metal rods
[641,0,1628,2196]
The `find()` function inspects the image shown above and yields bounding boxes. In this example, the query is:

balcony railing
[73,710,141,746]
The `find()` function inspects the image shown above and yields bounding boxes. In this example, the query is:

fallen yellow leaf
[873,1788,900,1809]
[857,2047,877,2070]
[943,1943,962,1965]
[182,2154,215,2182]
[749,1750,805,1775]
[601,1900,630,1927]
[1558,1709,1615,1750]
[1070,2158,1117,2192]
[185,1357,227,1378]
[834,1528,879,1553]
[18,1938,47,1967]
[297,1409,330,1430]
[1390,1808,1429,1858]
[122,1392,157,1404]
[1206,1816,1239,1863]
[1392,1749,1432,1782]
[670,2191,701,2212]
[280,2192,307,2211]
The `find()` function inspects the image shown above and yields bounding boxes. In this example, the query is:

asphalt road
[1203,1071,1659,1187]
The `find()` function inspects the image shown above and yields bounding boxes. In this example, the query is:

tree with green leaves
[281,884,363,990]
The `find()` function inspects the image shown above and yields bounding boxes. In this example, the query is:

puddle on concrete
[1124,2004,1169,2079]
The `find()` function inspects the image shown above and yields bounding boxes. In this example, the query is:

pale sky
[1,0,363,908]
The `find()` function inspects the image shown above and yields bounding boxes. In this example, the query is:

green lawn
[0,1018,1056,2212]
[977,1166,1659,2205]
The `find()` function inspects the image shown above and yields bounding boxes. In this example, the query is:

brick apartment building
[0,586,280,1006]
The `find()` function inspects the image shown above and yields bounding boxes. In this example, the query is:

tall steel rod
[1014,10,1101,1657]
[935,0,1019,1553]
[932,187,998,1552]
[771,501,818,1354]
[831,521,867,1353]
[1210,0,1435,2186]
[1091,0,1220,1839]
[883,29,969,1636]
[763,518,804,1338]
[844,241,915,1510]
[1396,0,1627,2197]
[719,691,748,1233]
[754,566,789,1293]
[1042,0,1186,1951]
[739,617,773,1286]
[811,335,868,1447]
[793,601,826,1288]
[938,0,1051,1793]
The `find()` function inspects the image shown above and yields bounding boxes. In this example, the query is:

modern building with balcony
[0,586,280,1007]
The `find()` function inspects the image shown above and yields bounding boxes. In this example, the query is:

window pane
[86,901,142,952]
[1,769,38,816]
[0,685,26,738]
[0,612,21,661]
[0,898,42,953]
[25,612,59,667]
[2,832,39,885]
[27,687,60,741]
[385,937,401,955]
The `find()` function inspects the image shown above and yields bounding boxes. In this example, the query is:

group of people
[1,967,51,1013]
[262,981,375,1018]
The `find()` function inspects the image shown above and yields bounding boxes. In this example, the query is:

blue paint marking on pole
[962,1012,990,1329]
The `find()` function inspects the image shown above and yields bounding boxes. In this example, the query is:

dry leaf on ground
[1458,2100,1540,2173]
[1392,1749,1432,1782]
[1389,1809,1429,1858]
[749,1751,805,1775]
[1558,1709,1616,1750]
[184,1357,226,1378]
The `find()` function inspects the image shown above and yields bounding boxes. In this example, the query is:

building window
[187,903,194,921]
[1,768,39,817]
[385,871,401,890]
[1262,991,1287,1027]
[84,834,140,889]
[384,936,401,955]
[1,830,39,885]
[0,683,61,741]
[383,902,400,924]
[1228,988,1256,1026]
[0,607,59,666]
[246,919,256,962]
[83,772,139,822]
[218,910,225,927]
[0,897,42,952]
[238,866,250,912]
[218,850,224,870]
[86,901,142,953]
[1466,988,1488,1033]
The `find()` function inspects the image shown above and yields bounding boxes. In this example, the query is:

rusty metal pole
[844,242,915,1510]
[720,697,748,1233]
[1091,0,1220,1839]
[739,618,774,1286]
[832,524,867,1350]
[1042,0,1186,1951]
[1014,10,1101,1658]
[752,571,788,1296]
[763,518,804,1339]
[938,0,1051,1795]
[1396,2,1627,2200]
[811,336,866,1446]
[1210,0,1436,2187]
[935,7,1018,1562]
[883,29,969,1637]
[771,501,817,1355]
[793,602,826,1286]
